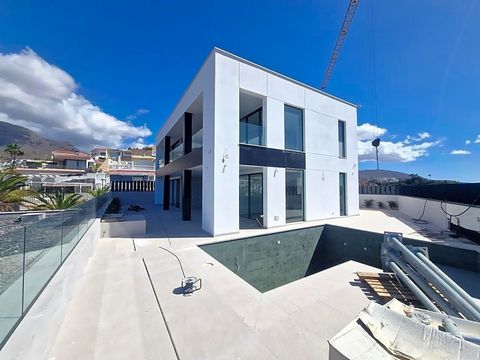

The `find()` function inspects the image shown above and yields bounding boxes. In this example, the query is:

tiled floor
[28,207,480,359]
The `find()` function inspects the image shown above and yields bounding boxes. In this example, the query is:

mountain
[359,169,460,185]
[0,121,77,160]
[359,169,411,185]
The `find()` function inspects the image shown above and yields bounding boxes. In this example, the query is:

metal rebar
[388,236,480,321]
[415,252,480,315]
[388,252,460,317]
[388,260,440,313]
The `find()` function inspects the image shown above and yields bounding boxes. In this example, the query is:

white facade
[155,48,359,236]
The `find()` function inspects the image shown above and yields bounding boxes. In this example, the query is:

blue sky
[0,0,479,182]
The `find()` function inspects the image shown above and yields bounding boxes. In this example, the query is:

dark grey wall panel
[239,144,305,169]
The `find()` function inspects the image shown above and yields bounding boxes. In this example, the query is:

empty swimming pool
[200,225,480,292]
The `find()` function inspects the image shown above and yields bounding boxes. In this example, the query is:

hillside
[0,121,76,160]
[359,169,410,184]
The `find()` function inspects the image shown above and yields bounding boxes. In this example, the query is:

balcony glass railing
[240,122,264,146]
[0,193,111,347]
[170,143,184,163]
[192,128,203,149]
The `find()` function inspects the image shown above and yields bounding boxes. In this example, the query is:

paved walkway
[42,207,480,359]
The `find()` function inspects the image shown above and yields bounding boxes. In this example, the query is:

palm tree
[0,170,35,211]
[32,192,84,210]
[88,185,110,198]
[4,143,24,166]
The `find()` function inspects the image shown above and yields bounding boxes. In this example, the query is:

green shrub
[363,199,374,208]
[377,201,385,209]
[387,200,399,210]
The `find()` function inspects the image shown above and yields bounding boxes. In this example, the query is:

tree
[88,185,110,197]
[0,170,36,211]
[32,192,84,210]
[4,143,24,166]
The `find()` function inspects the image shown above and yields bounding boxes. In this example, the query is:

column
[184,113,192,155]
[182,170,192,221]
[163,175,170,210]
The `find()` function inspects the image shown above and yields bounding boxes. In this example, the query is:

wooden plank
[357,271,419,301]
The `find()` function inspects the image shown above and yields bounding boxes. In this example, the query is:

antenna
[371,138,381,170]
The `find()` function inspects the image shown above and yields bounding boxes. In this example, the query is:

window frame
[284,104,304,152]
[240,107,264,146]
[339,172,347,216]
[338,120,347,159]
[285,168,305,223]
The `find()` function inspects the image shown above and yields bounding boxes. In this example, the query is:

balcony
[169,143,184,163]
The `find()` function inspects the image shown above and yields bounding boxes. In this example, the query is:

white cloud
[357,123,441,162]
[357,123,387,141]
[465,140,472,145]
[404,132,431,144]
[0,48,152,150]
[417,132,431,140]
[126,108,150,120]
[127,137,154,149]
[475,135,480,144]
[450,149,471,155]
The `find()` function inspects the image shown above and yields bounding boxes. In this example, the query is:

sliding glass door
[286,169,304,222]
[239,173,263,220]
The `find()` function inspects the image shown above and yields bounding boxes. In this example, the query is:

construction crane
[320,0,360,90]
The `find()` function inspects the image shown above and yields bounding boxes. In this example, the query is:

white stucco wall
[208,53,240,235]
[359,194,480,232]
[156,48,359,235]
[235,50,359,223]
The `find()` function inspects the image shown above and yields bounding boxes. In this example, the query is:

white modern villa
[155,48,359,236]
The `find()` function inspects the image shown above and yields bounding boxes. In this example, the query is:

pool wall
[200,225,480,292]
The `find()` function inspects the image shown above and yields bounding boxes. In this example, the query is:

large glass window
[339,172,347,216]
[286,169,304,222]
[284,105,304,151]
[338,120,346,158]
[240,108,263,145]
[239,173,263,220]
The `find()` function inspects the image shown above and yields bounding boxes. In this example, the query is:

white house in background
[154,48,359,236]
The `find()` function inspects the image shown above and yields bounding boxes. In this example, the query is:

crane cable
[368,0,379,139]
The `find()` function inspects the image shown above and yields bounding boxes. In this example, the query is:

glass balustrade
[0,193,111,347]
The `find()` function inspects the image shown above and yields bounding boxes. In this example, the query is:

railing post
[60,211,64,263]
[21,226,26,314]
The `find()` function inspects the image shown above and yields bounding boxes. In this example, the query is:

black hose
[413,198,429,224]
[440,192,480,218]
[158,246,186,278]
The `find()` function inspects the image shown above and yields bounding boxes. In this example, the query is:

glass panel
[0,225,25,342]
[239,173,263,220]
[239,109,263,146]
[339,173,347,216]
[23,212,63,307]
[0,193,111,346]
[239,175,249,218]
[338,121,346,158]
[240,120,248,145]
[286,170,304,222]
[170,143,184,162]
[192,128,203,149]
[249,174,263,220]
[61,208,80,260]
[284,105,303,151]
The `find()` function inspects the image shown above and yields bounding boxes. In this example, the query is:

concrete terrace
[2,206,479,360]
